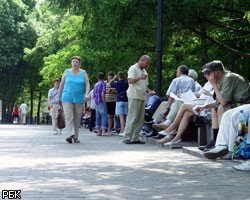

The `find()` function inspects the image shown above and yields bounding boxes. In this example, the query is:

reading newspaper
[170,90,205,105]
[170,90,214,116]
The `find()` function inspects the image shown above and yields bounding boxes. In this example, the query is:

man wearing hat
[195,60,250,153]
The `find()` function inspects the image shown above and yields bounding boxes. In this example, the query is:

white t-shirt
[20,103,27,114]
[127,63,148,100]
[88,89,96,109]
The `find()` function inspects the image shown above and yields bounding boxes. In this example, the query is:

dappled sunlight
[0,125,249,199]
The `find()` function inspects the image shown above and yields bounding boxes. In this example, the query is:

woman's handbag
[57,105,66,129]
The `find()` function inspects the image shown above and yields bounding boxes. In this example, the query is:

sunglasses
[202,69,210,76]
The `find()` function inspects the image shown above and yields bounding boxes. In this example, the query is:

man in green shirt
[196,60,250,151]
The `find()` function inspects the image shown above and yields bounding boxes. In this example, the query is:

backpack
[233,116,250,160]
[233,134,250,160]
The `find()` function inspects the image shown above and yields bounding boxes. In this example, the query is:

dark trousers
[89,109,96,131]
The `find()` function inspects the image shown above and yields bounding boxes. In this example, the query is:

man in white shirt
[48,78,61,134]
[20,101,27,125]
[152,65,196,137]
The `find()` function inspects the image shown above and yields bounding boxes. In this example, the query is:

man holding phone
[123,55,155,144]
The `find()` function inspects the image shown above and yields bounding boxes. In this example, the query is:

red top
[13,107,19,115]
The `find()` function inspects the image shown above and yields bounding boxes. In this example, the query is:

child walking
[93,72,109,136]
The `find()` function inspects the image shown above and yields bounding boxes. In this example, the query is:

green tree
[24,1,70,123]
[24,0,250,101]
[48,0,250,94]
[0,0,36,121]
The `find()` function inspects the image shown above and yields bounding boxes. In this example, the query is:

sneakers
[233,161,250,171]
[54,129,62,135]
[112,129,120,134]
[140,130,148,136]
[198,140,215,152]
[220,152,233,160]
[144,130,157,137]
[203,145,228,159]
[73,137,80,143]
[118,132,125,137]
[158,130,177,136]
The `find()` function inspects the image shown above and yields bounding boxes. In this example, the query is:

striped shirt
[105,83,116,102]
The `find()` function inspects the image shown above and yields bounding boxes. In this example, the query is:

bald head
[139,55,151,62]
[138,55,151,69]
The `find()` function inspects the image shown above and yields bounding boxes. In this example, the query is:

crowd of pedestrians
[45,55,250,172]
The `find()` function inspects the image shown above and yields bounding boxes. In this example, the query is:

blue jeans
[95,102,108,129]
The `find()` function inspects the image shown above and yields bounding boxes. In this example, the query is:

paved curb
[0,125,248,200]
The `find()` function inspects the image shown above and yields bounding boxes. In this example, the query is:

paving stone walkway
[0,124,249,200]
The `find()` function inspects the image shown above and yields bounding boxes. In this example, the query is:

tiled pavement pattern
[0,124,249,200]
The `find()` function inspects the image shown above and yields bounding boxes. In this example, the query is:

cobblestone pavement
[0,124,249,200]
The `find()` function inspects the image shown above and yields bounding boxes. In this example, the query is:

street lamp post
[156,0,163,96]
[7,67,12,121]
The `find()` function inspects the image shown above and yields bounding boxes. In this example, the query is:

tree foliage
[1,0,250,122]
[48,0,250,91]
[0,0,37,119]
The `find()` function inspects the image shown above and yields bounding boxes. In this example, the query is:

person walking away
[12,104,19,124]
[48,78,61,135]
[94,72,109,136]
[123,55,155,144]
[58,55,90,144]
[20,101,27,125]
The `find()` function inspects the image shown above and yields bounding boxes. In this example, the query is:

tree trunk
[200,21,208,65]
[37,92,42,124]
[7,68,12,115]
[30,87,34,124]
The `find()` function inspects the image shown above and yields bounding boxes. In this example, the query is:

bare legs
[119,114,126,133]
[108,114,114,134]
[163,103,195,142]
[211,108,219,129]
[171,111,194,141]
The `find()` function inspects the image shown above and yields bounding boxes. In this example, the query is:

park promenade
[0,124,249,200]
